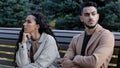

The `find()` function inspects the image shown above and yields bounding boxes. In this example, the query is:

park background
[0,0,120,32]
[0,0,120,68]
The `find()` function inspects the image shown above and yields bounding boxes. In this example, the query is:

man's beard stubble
[84,23,97,29]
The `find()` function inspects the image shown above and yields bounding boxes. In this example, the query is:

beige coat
[16,33,60,68]
[63,24,114,68]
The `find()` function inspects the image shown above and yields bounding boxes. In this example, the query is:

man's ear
[80,16,83,22]
[97,13,99,20]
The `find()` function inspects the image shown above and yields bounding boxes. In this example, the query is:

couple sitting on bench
[15,1,114,68]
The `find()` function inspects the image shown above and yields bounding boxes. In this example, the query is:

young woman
[15,12,60,68]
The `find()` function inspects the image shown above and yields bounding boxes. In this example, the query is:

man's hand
[62,59,74,68]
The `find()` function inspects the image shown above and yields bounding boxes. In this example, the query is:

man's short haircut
[80,1,98,15]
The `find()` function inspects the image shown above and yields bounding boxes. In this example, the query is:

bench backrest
[0,28,120,68]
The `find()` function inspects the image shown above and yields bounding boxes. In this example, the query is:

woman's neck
[31,32,41,41]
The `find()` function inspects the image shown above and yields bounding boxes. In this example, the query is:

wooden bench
[0,27,120,68]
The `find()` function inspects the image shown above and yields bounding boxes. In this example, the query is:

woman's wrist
[19,42,26,49]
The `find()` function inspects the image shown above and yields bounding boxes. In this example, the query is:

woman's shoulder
[42,33,55,42]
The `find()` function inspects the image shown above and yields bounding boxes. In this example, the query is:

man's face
[80,6,99,29]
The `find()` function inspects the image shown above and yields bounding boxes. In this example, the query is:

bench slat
[108,66,117,68]
[0,47,15,52]
[0,28,120,68]
[0,53,14,59]
[0,60,15,66]
[0,34,18,40]
[0,66,12,68]
[0,30,19,34]
[0,39,17,45]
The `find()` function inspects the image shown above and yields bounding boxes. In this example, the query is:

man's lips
[89,21,94,24]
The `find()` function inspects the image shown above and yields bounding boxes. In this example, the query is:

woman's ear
[36,24,40,30]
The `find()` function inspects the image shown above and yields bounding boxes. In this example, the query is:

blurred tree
[0,0,31,27]
[83,0,118,7]
[55,0,83,30]
[29,0,42,12]
[42,0,120,31]
[98,2,120,32]
[0,0,120,32]
[41,0,61,20]
[42,0,83,30]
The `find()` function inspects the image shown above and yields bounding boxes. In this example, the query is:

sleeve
[16,43,30,67]
[72,31,115,68]
[62,35,79,67]
[63,36,77,60]
[21,36,60,68]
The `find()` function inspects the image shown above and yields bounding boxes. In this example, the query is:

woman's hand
[21,33,31,45]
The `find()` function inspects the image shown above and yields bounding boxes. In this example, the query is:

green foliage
[0,0,120,32]
[44,0,120,32]
[41,0,82,19]
[41,0,83,30]
[55,0,83,30]
[41,0,61,20]
[0,0,31,27]
[98,2,120,31]
[30,0,42,12]
[55,14,83,30]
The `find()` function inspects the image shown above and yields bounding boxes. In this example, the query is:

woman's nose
[23,22,27,26]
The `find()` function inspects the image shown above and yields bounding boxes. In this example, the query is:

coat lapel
[85,24,104,55]
[78,33,85,55]
[34,33,48,60]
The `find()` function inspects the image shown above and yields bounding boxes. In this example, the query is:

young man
[62,1,114,68]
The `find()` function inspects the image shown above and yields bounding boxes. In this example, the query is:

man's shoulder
[100,28,114,37]
[73,33,84,40]
[102,28,113,34]
[74,34,81,37]
[98,24,113,34]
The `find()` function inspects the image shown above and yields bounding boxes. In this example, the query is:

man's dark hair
[80,1,98,15]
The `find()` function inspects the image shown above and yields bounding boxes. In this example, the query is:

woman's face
[23,15,39,33]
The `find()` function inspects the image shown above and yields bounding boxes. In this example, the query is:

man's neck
[85,25,97,35]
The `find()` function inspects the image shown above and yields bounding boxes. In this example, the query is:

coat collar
[80,24,105,55]
[38,32,48,43]
[86,24,104,48]
[34,32,48,59]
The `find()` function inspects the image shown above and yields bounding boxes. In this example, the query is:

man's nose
[89,14,94,19]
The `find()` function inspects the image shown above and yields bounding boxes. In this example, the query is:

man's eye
[92,12,97,15]
[92,13,96,15]
[84,14,89,16]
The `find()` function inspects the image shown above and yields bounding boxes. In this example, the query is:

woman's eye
[26,20,31,23]
[84,14,89,16]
